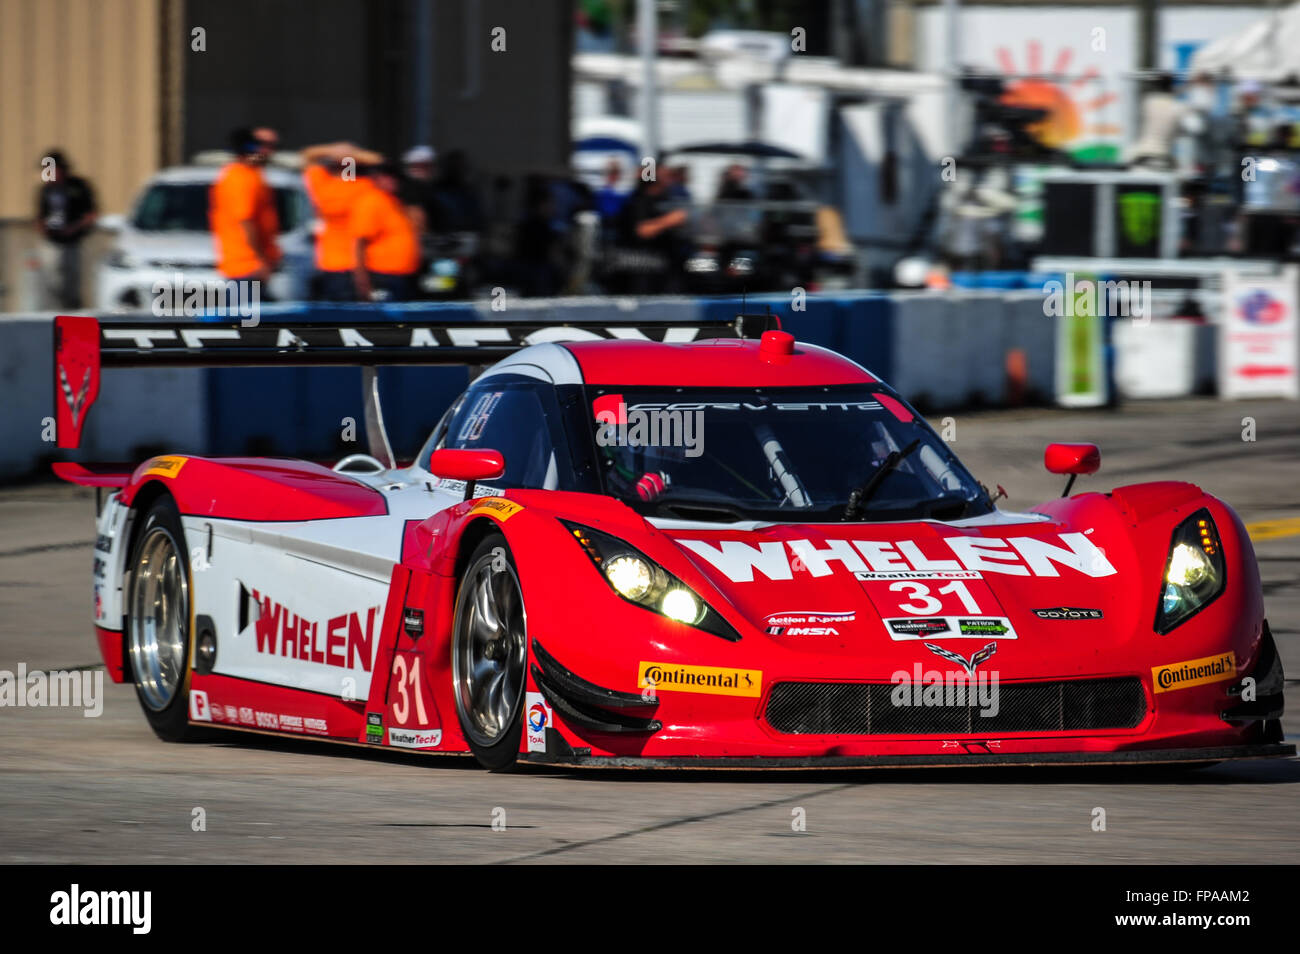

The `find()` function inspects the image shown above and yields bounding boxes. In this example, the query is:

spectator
[619,170,690,292]
[513,176,564,297]
[300,141,383,301]
[35,150,97,309]
[400,144,441,239]
[667,164,692,202]
[210,127,281,291]
[717,162,755,200]
[1130,74,1191,170]
[351,162,420,301]
[595,159,628,225]
[431,149,484,234]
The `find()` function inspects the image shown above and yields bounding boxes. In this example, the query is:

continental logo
[1152,652,1236,693]
[469,497,522,521]
[638,662,762,698]
[142,456,188,478]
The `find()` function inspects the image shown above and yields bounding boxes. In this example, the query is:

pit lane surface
[1,397,1297,864]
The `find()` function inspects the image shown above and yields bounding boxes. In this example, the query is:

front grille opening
[765,677,1147,735]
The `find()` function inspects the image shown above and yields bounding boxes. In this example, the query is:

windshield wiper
[843,439,921,521]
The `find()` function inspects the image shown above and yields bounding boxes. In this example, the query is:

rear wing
[53,311,777,461]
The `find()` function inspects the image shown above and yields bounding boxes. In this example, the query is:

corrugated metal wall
[0,0,167,219]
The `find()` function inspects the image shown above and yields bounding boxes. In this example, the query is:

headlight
[562,520,740,641]
[1155,509,1226,634]
[661,588,700,623]
[605,554,654,601]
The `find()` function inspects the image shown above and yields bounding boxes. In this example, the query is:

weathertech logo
[638,662,762,698]
[1152,652,1236,693]
[387,727,442,749]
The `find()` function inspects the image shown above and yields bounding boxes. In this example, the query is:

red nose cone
[759,329,795,362]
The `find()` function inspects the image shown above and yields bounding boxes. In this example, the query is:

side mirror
[98,213,126,233]
[428,448,505,500]
[1044,442,1100,497]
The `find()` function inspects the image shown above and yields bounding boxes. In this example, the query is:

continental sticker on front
[469,496,522,521]
[1151,652,1236,693]
[143,456,188,478]
[638,661,762,698]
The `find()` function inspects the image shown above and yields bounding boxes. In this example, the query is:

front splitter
[521,742,1295,770]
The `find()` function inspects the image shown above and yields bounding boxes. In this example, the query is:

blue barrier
[2,291,1072,480]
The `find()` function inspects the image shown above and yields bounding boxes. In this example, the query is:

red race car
[54,314,1292,770]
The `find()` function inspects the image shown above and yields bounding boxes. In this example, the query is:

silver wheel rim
[128,525,189,711]
[453,552,527,747]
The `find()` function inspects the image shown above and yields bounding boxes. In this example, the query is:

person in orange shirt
[300,141,383,301]
[210,127,281,287]
[351,162,420,302]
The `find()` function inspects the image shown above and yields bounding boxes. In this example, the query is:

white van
[96,162,313,311]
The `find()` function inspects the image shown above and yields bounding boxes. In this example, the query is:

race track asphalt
[0,397,1296,863]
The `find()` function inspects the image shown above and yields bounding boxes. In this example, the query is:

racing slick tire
[451,532,528,771]
[125,495,204,742]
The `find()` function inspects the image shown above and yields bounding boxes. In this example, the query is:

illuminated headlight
[1165,543,1212,588]
[562,520,738,640]
[605,555,654,601]
[1156,509,1225,634]
[661,588,700,624]
[684,256,719,273]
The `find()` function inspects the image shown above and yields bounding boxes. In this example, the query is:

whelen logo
[251,589,380,672]
[677,533,1116,583]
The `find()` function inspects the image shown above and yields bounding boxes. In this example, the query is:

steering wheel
[332,454,389,475]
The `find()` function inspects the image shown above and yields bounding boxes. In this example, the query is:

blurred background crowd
[8,0,1300,312]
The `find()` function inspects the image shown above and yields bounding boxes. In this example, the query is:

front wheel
[126,496,203,742]
[451,533,528,771]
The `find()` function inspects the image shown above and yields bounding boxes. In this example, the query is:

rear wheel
[126,496,202,742]
[451,533,528,771]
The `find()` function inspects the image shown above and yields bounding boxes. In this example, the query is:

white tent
[1189,2,1300,81]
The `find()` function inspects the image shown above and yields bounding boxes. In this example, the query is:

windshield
[586,385,990,523]
[130,183,303,232]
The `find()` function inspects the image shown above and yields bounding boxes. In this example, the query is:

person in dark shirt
[513,176,563,297]
[36,150,98,309]
[618,171,689,292]
[400,145,442,242]
[716,162,755,200]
